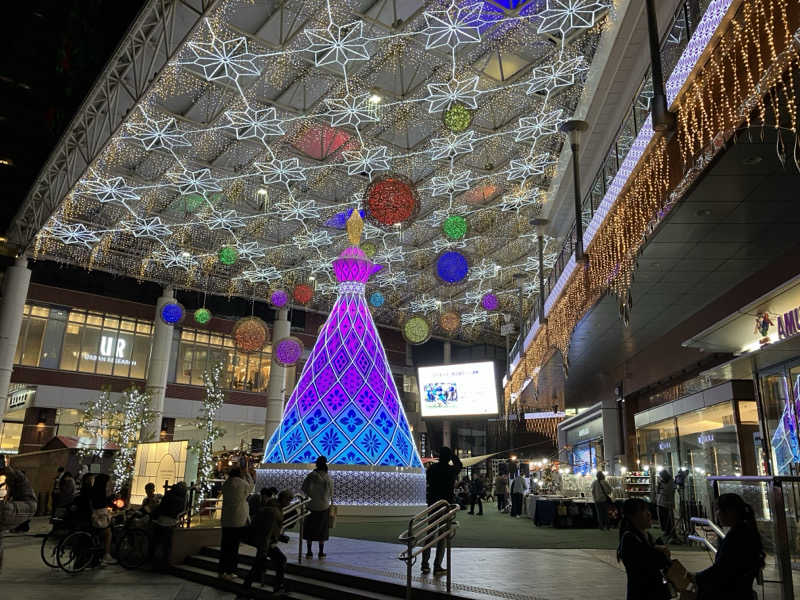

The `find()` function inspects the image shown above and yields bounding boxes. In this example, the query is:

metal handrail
[687,534,717,554]
[690,516,725,540]
[282,494,313,564]
[398,500,460,600]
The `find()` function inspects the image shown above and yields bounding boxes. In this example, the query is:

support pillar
[560,120,589,263]
[0,257,31,421]
[601,393,622,475]
[143,287,174,441]
[264,308,290,440]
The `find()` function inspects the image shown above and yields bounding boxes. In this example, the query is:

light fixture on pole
[529,217,549,323]
[559,119,589,263]
[645,0,676,132]
[512,272,527,341]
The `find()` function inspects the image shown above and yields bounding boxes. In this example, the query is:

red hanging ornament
[364,174,419,228]
[293,284,314,304]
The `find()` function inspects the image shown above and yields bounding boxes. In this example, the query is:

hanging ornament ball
[481,293,500,311]
[274,336,304,367]
[270,289,289,308]
[442,215,468,240]
[440,311,461,333]
[218,246,238,265]
[194,307,212,325]
[364,175,420,228]
[360,241,377,258]
[436,251,469,284]
[233,316,269,354]
[402,316,432,345]
[443,102,473,133]
[183,193,205,213]
[369,291,385,307]
[293,284,314,305]
[160,301,185,325]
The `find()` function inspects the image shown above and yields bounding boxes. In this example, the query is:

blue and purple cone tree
[259,212,424,508]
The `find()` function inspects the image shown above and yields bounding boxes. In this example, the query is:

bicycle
[116,511,152,570]
[40,517,71,568]
[56,511,126,573]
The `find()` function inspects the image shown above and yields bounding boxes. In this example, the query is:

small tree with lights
[76,386,120,461]
[111,386,156,495]
[190,361,226,505]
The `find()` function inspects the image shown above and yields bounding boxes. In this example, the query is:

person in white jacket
[510,472,528,518]
[219,465,253,581]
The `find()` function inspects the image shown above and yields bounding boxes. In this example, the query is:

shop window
[20,311,47,366]
[78,323,103,373]
[60,322,82,371]
[0,422,23,453]
[130,333,149,379]
[637,417,680,475]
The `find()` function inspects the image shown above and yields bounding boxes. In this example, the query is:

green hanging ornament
[442,215,467,240]
[194,308,212,325]
[443,102,473,133]
[218,246,238,265]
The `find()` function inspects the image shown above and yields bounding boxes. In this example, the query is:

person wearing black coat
[690,493,764,600]
[617,498,672,600]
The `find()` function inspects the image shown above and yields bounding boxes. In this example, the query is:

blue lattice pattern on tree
[263,284,422,469]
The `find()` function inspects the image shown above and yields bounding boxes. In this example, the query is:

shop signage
[658,440,672,450]
[578,427,589,436]
[8,387,35,410]
[83,335,137,366]
[524,411,566,419]
[698,433,715,445]
[777,307,800,340]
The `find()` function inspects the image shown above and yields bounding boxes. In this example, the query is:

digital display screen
[417,361,498,417]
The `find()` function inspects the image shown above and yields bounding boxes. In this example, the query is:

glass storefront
[760,360,800,476]
[172,418,265,451]
[13,303,273,393]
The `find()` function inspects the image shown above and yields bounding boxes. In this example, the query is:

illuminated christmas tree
[259,212,424,507]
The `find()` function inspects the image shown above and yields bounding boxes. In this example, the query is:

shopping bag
[665,559,691,592]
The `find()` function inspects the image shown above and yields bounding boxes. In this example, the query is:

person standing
[56,471,76,512]
[494,470,509,512]
[90,473,115,564]
[510,471,527,517]
[0,461,38,573]
[219,466,254,581]
[243,490,293,593]
[301,456,333,559]
[51,466,65,515]
[421,447,462,576]
[656,470,676,541]
[617,498,672,600]
[468,472,484,516]
[591,471,614,530]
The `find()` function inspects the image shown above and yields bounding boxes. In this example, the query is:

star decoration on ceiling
[273,198,321,221]
[122,216,172,239]
[514,109,564,142]
[429,170,473,197]
[428,131,477,160]
[375,270,407,290]
[239,266,282,284]
[433,238,468,252]
[154,248,197,271]
[295,230,333,250]
[45,222,100,248]
[305,21,370,67]
[507,153,557,182]
[200,209,246,231]
[255,158,307,186]
[537,0,611,38]
[316,281,338,295]
[374,247,405,265]
[235,241,266,261]
[522,280,541,297]
[183,35,260,82]
[79,176,140,204]
[324,94,379,127]
[307,256,333,275]
[469,259,500,282]
[425,77,481,113]
[499,188,544,213]
[464,289,485,304]
[526,55,589,100]
[125,114,191,151]
[409,295,441,314]
[341,146,391,179]
[225,106,285,143]
[461,310,490,326]
[167,168,223,195]
[423,2,482,50]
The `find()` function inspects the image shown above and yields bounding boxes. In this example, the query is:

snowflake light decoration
[225,106,285,143]
[461,310,490,326]
[273,198,321,222]
[294,231,333,250]
[429,170,473,197]
[514,109,564,142]
[499,188,544,213]
[526,55,589,100]
[375,270,407,290]
[168,168,222,195]
[409,295,441,314]
[469,259,500,282]
[240,266,282,284]
[373,247,405,265]
[201,209,246,231]
[235,241,266,261]
[425,77,480,113]
[537,0,611,38]
[122,216,172,239]
[305,21,370,67]
[324,94,379,127]
[79,176,140,204]
[507,153,557,182]
[342,146,391,179]
[155,248,197,271]
[125,113,191,151]
[45,222,100,248]
[423,2,482,50]
[255,158,307,186]
[428,131,477,160]
[183,35,260,82]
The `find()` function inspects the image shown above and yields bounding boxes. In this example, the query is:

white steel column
[0,257,31,420]
[264,308,290,440]
[602,393,622,475]
[442,341,452,448]
[143,287,174,441]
